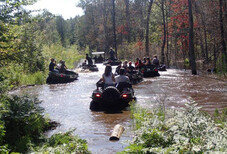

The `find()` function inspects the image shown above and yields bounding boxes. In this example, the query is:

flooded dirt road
[13,64,227,153]
[136,69,227,114]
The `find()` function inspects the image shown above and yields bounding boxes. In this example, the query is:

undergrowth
[30,130,90,154]
[0,95,90,153]
[120,101,227,153]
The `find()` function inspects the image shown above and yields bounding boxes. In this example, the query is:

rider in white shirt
[102,64,115,88]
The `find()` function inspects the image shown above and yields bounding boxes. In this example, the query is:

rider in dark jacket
[86,54,93,66]
[49,58,57,72]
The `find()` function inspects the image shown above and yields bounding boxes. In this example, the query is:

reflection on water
[13,64,133,154]
[135,69,227,114]
[11,65,227,153]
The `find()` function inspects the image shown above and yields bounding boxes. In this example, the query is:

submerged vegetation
[120,102,227,153]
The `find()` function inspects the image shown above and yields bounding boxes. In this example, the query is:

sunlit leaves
[122,102,227,153]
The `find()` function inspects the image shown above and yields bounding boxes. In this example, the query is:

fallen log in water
[109,124,125,141]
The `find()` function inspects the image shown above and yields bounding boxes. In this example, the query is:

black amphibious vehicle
[103,59,122,66]
[80,64,99,72]
[46,70,78,84]
[141,64,160,78]
[127,70,143,85]
[90,82,135,111]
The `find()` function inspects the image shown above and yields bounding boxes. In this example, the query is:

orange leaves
[134,41,144,51]
[116,24,128,35]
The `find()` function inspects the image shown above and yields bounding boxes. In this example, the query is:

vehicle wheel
[102,86,120,103]
[90,101,101,111]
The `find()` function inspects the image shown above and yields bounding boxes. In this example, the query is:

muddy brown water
[11,64,227,153]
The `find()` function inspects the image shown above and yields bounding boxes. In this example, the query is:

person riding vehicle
[145,57,152,66]
[59,61,67,73]
[93,56,97,63]
[91,67,135,111]
[49,58,57,72]
[98,55,104,62]
[47,60,78,84]
[128,61,135,73]
[115,68,130,84]
[142,57,147,64]
[97,64,115,89]
[86,54,93,66]
[115,61,122,75]
[109,48,115,61]
[135,60,144,70]
[152,55,160,66]
[135,58,139,67]
[123,61,129,73]
[82,60,87,66]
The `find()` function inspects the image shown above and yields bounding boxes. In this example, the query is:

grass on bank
[119,101,227,153]
[0,44,85,92]
[42,44,85,69]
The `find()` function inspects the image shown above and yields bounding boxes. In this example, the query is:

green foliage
[0,64,46,92]
[213,108,227,127]
[184,58,190,68]
[0,96,6,146]
[42,44,84,69]
[31,130,91,154]
[121,102,227,153]
[16,23,45,73]
[20,71,46,85]
[216,54,227,74]
[0,0,35,23]
[1,95,49,152]
[0,95,90,153]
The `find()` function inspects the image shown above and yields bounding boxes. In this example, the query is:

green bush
[43,44,84,69]
[120,102,227,153]
[216,54,227,74]
[31,130,91,154]
[0,64,47,91]
[1,95,50,152]
[20,71,47,85]
[0,95,90,153]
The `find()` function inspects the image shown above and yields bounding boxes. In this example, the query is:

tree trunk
[198,27,205,59]
[204,27,208,61]
[161,0,166,64]
[166,0,172,68]
[124,0,131,43]
[166,0,170,68]
[145,0,153,56]
[213,38,217,70]
[103,0,109,56]
[194,1,208,61]
[224,0,227,23]
[188,0,197,75]
[219,0,227,71]
[112,0,117,58]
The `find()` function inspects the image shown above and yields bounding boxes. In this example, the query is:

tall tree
[145,0,154,56]
[56,16,67,47]
[124,0,131,43]
[188,0,197,75]
[161,0,166,64]
[112,0,117,58]
[219,0,227,71]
